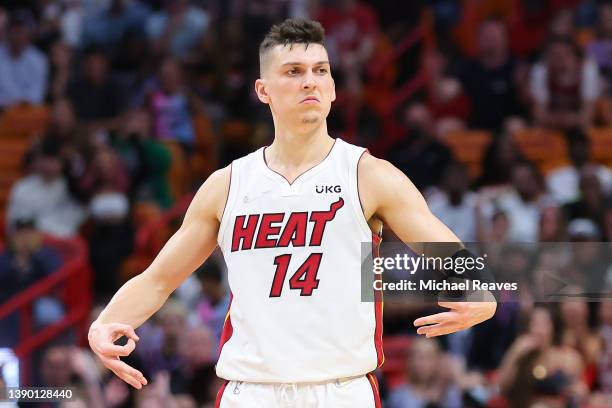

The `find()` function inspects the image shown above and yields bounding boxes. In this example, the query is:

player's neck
[265,127,335,178]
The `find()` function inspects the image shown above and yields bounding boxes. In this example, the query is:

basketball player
[88,19,496,407]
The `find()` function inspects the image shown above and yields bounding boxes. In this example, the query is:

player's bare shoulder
[189,164,232,223]
[358,153,405,200]
[357,151,425,221]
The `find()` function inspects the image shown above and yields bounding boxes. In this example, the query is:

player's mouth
[300,96,320,104]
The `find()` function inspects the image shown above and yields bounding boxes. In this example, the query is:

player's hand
[88,321,148,389]
[413,300,497,337]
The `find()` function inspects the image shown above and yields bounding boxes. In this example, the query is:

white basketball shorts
[215,373,382,408]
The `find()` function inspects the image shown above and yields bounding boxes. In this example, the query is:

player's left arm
[358,153,496,337]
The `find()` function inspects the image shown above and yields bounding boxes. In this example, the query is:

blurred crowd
[1,0,612,407]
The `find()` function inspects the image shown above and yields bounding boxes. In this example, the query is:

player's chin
[299,111,323,124]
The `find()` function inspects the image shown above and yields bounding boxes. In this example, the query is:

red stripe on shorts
[367,373,382,408]
[215,380,229,408]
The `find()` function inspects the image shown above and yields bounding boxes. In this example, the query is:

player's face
[256,43,336,130]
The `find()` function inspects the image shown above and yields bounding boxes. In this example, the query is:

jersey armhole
[217,161,239,247]
[348,148,377,241]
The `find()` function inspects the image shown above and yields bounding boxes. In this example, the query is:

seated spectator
[562,166,610,230]
[498,305,587,408]
[0,218,62,302]
[82,0,151,50]
[67,45,127,131]
[547,128,612,205]
[147,58,206,150]
[111,107,173,208]
[454,18,527,131]
[586,2,612,94]
[194,259,230,346]
[481,161,552,242]
[112,31,151,107]
[474,132,525,189]
[0,218,64,346]
[427,161,478,241]
[559,301,601,389]
[6,140,86,237]
[386,103,453,191]
[0,9,48,109]
[136,299,188,377]
[386,337,462,408]
[530,36,600,130]
[80,146,133,295]
[146,0,210,60]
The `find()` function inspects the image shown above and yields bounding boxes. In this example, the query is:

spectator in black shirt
[455,18,527,131]
[67,45,127,132]
[387,103,453,192]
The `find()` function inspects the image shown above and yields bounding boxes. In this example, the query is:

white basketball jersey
[216,138,383,383]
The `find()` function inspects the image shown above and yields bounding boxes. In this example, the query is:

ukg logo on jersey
[315,185,342,193]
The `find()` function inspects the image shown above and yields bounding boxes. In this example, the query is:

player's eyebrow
[281,61,330,66]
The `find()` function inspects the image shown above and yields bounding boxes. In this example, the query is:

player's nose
[301,71,317,90]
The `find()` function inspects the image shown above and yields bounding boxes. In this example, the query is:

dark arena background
[0,0,612,407]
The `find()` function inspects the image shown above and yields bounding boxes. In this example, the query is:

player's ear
[331,77,336,102]
[255,79,270,104]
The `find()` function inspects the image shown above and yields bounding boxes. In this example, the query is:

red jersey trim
[372,233,384,367]
[217,291,234,358]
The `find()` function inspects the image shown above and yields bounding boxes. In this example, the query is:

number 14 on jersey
[270,253,323,297]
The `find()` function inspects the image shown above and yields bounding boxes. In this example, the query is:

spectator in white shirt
[547,128,612,205]
[0,10,48,109]
[530,36,600,131]
[428,161,478,241]
[6,139,86,238]
[482,161,553,242]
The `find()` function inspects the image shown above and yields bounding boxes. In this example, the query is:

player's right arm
[88,165,231,389]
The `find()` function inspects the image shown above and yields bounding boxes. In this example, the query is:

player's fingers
[417,322,456,338]
[109,323,139,341]
[111,368,143,389]
[414,312,450,327]
[438,301,463,309]
[97,338,136,357]
[105,357,148,386]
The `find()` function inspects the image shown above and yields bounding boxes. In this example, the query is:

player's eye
[287,68,299,76]
[317,68,328,74]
